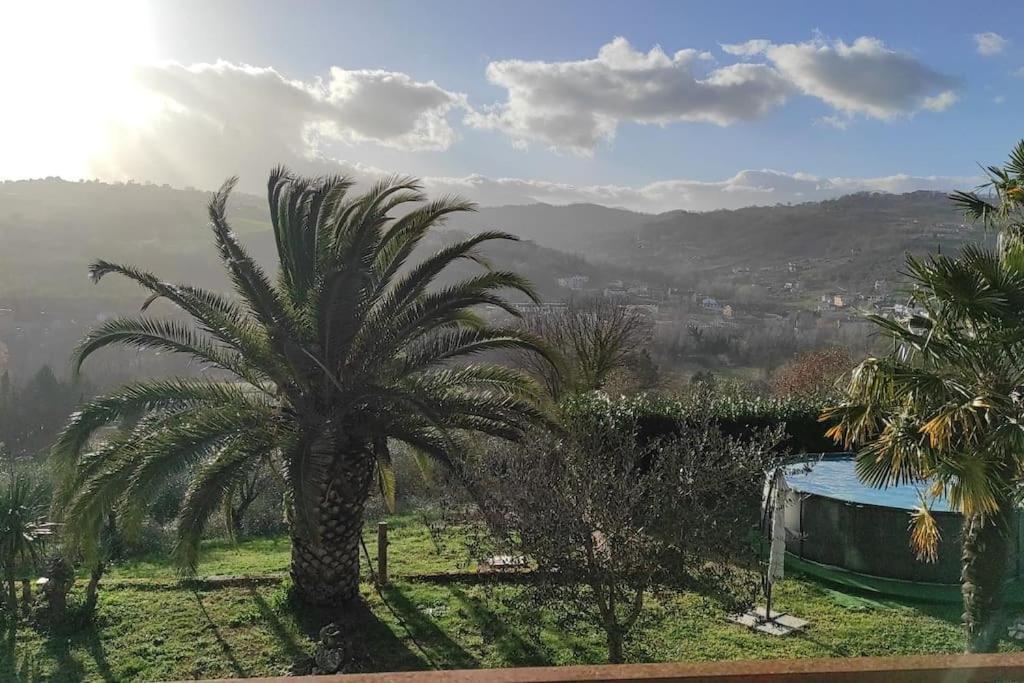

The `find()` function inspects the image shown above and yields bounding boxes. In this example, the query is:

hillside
[0,179,665,299]
[0,179,667,377]
[447,202,650,253]
[451,190,990,294]
[604,191,989,291]
[0,179,993,379]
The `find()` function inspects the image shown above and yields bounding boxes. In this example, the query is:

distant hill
[448,202,650,254]
[0,179,668,376]
[0,179,665,301]
[607,191,989,291]
[0,178,997,377]
[451,190,989,293]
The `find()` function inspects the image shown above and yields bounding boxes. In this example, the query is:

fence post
[377,521,389,587]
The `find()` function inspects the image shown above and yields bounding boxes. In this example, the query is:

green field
[4,513,1021,682]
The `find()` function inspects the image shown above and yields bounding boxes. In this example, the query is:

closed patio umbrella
[766,467,790,620]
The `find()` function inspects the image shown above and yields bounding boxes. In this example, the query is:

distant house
[512,302,568,316]
[603,287,628,300]
[832,295,846,308]
[556,274,590,290]
[893,303,918,319]
[722,304,734,319]
[701,296,722,313]
[624,304,659,318]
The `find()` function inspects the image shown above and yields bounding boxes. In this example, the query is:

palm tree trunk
[961,506,1012,652]
[290,452,374,607]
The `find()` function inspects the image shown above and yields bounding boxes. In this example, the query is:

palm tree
[823,141,1024,652]
[0,474,54,616]
[52,169,555,607]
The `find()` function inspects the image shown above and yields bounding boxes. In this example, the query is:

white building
[556,274,590,290]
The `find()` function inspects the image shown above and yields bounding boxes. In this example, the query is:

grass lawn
[4,512,1022,682]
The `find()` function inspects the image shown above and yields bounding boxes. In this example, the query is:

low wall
[192,653,1024,682]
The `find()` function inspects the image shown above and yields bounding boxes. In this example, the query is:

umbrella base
[729,607,809,636]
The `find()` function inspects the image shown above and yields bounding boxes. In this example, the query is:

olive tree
[470,394,784,663]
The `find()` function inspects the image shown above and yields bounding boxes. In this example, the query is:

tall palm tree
[823,141,1024,652]
[52,169,555,606]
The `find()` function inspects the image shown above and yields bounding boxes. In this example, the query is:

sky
[1,0,1022,213]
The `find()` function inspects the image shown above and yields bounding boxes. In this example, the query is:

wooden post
[377,521,389,587]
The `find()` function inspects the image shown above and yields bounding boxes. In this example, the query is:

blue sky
[2,0,1022,211]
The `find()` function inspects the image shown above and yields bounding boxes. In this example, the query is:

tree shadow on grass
[265,584,435,673]
[448,587,551,666]
[0,618,115,683]
[246,587,313,669]
[378,584,480,670]
[192,590,246,679]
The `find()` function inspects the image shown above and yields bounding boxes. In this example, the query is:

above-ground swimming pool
[781,455,1023,584]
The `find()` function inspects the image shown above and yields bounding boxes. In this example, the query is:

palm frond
[174,437,274,574]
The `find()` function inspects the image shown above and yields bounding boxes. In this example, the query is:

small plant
[0,473,55,621]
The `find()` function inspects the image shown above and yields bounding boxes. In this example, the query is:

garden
[5,511,1015,682]
[4,143,1024,681]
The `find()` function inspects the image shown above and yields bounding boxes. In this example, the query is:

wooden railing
[194,653,1024,682]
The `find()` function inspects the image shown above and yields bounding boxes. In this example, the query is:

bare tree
[514,298,652,399]
[469,403,784,663]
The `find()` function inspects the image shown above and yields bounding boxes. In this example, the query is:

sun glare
[0,0,157,180]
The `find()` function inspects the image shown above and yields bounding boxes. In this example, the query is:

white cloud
[79,56,973,215]
[721,39,773,58]
[421,168,977,213]
[761,37,959,120]
[319,67,467,150]
[472,36,958,152]
[974,32,1009,56]
[90,111,974,212]
[816,115,851,130]
[466,37,793,154]
[91,60,468,190]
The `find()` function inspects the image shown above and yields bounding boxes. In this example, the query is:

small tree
[514,298,650,399]
[223,457,278,539]
[471,395,784,663]
[771,347,853,398]
[0,474,54,618]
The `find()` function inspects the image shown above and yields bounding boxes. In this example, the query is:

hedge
[559,392,843,455]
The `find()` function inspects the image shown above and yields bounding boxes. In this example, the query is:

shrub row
[560,392,843,455]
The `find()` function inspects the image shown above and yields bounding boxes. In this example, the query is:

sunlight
[0,0,157,180]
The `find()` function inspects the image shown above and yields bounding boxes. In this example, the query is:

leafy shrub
[560,391,841,455]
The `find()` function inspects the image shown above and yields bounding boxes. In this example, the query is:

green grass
[103,512,475,581]
[5,512,1022,682]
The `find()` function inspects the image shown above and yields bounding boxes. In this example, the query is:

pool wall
[783,486,1024,585]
